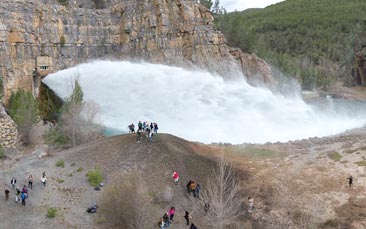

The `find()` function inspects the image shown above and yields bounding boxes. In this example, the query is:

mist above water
[42,61,366,144]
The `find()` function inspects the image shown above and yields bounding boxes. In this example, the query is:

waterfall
[42,60,366,144]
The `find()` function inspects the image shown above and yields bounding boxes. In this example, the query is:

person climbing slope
[168,207,176,222]
[172,171,179,185]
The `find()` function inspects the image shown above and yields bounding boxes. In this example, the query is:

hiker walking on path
[184,211,192,225]
[21,191,26,206]
[28,175,33,189]
[186,180,192,194]
[41,175,47,188]
[163,212,170,228]
[347,175,353,187]
[22,185,28,199]
[158,218,166,229]
[248,197,254,213]
[168,207,176,222]
[15,188,20,203]
[172,171,179,185]
[190,181,197,197]
[5,189,9,201]
[190,223,198,229]
[204,202,210,213]
[195,184,201,198]
[10,177,16,190]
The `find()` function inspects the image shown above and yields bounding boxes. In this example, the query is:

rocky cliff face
[0,0,272,103]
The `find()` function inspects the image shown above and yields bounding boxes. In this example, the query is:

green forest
[215,0,366,90]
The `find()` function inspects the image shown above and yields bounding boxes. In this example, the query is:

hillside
[215,0,366,90]
[1,129,366,228]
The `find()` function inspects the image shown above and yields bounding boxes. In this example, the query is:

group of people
[5,172,47,206]
[164,172,201,228]
[128,121,159,142]
[158,206,197,229]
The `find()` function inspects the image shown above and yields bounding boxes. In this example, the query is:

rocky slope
[1,129,366,228]
[0,0,272,104]
[0,104,17,148]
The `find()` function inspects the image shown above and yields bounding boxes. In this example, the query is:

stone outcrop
[0,0,273,104]
[0,104,18,148]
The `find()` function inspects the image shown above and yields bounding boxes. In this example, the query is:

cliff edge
[0,0,272,103]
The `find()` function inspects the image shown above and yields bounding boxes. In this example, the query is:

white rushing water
[43,60,366,144]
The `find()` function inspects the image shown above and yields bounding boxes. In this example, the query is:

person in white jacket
[41,175,47,188]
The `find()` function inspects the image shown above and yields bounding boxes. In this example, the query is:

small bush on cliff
[92,0,106,9]
[60,35,65,47]
[0,76,3,99]
[0,145,4,159]
[7,90,39,145]
[56,0,68,7]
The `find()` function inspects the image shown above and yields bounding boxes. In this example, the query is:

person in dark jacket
[10,177,16,190]
[190,223,198,229]
[347,175,353,187]
[186,180,192,194]
[5,189,9,201]
[184,211,191,225]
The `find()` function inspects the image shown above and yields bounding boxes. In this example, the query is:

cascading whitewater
[42,60,366,144]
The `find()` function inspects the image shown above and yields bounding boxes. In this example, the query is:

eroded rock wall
[0,104,17,148]
[0,0,272,104]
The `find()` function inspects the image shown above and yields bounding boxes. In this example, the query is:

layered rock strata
[0,0,272,104]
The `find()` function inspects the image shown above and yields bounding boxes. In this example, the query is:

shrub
[70,162,75,166]
[7,90,39,145]
[55,159,65,168]
[60,35,66,47]
[327,152,342,162]
[57,178,64,183]
[0,146,4,159]
[86,168,103,187]
[47,208,57,218]
[56,0,68,6]
[355,161,366,166]
[76,167,83,172]
[100,172,157,228]
[44,128,70,147]
[67,173,73,177]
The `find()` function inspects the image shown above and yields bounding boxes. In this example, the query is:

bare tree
[59,80,102,146]
[194,158,243,229]
[100,172,157,228]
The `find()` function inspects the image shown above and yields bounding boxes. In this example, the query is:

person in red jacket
[172,171,179,185]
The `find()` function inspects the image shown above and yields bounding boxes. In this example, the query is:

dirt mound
[0,133,246,229]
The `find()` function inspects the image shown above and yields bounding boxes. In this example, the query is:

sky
[220,0,285,12]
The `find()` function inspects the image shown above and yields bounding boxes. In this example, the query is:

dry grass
[327,152,342,162]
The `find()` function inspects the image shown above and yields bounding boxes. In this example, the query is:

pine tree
[7,90,39,145]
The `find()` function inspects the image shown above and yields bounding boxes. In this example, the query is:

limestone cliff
[0,0,272,103]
